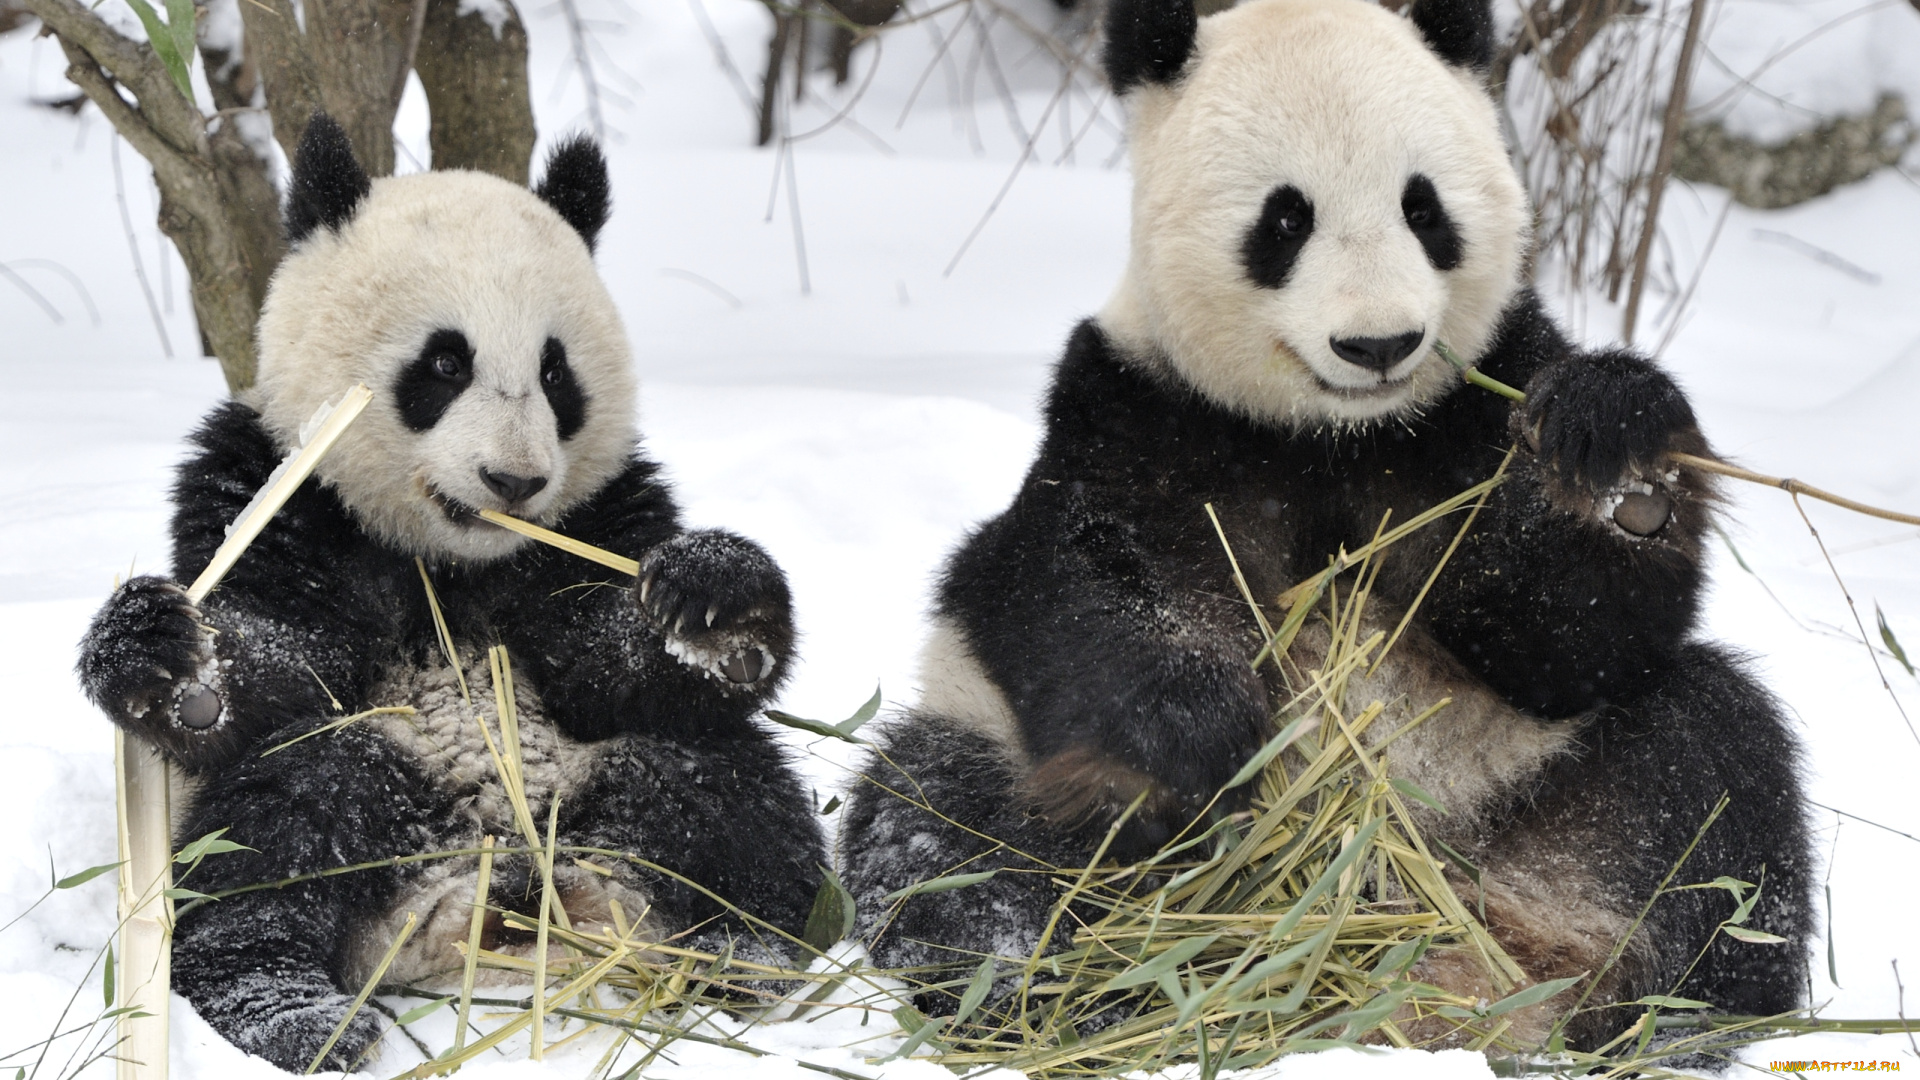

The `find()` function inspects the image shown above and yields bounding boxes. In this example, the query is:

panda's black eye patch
[1402,174,1462,271]
[540,337,587,441]
[1241,185,1315,289]
[395,329,474,432]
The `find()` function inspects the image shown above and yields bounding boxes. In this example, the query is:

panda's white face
[253,170,636,562]
[1101,0,1529,429]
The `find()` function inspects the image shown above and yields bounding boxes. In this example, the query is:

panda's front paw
[1520,350,1707,539]
[77,576,232,765]
[635,529,794,689]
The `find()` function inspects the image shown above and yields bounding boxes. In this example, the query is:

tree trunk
[245,0,418,175]
[26,0,280,390]
[413,0,536,183]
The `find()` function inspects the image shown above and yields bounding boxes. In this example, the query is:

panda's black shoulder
[546,449,680,553]
[169,400,367,583]
[1473,288,1575,388]
[1037,319,1235,471]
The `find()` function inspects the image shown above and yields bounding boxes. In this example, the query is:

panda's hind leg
[1448,643,1813,1050]
[840,711,1092,1001]
[170,723,462,1071]
[559,732,827,967]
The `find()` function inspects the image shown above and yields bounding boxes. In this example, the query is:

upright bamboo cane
[115,385,372,1080]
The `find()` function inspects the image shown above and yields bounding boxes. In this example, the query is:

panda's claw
[634,529,794,691]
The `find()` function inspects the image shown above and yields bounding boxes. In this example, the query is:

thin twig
[111,135,172,358]
[943,34,1083,276]
[1896,960,1920,1059]
[1675,453,1920,529]
[1790,492,1920,750]
[1623,0,1708,344]
[559,0,607,142]
[0,263,63,323]
[1808,799,1920,846]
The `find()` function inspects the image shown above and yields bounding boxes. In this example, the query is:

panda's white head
[1099,0,1530,430]
[252,116,637,562]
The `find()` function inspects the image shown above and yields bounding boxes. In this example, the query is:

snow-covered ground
[2,0,1917,1075]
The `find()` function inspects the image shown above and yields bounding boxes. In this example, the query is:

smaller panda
[840,0,1812,1051]
[77,116,824,1071]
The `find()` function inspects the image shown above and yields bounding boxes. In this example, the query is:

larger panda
[840,0,1813,1049]
[77,117,825,1071]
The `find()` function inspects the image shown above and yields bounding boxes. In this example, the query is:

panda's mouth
[1308,371,1413,401]
[423,482,482,526]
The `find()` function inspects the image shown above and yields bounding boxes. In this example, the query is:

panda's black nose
[1329,331,1424,373]
[479,468,548,504]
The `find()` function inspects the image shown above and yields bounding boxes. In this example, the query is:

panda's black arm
[77,402,414,772]
[493,458,796,742]
[938,481,1274,855]
[1420,292,1718,716]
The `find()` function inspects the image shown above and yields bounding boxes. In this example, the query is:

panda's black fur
[841,0,1811,1052]
[78,117,824,1072]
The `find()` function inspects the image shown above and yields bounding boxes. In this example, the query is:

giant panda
[76,116,825,1071]
[839,0,1813,1050]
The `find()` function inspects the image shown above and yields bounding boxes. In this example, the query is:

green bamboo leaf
[764,709,867,744]
[1723,925,1788,944]
[1267,818,1384,942]
[1371,934,1430,980]
[55,861,123,890]
[879,1006,949,1061]
[882,869,996,904]
[175,828,253,864]
[122,0,192,101]
[1222,938,1315,1001]
[162,0,196,88]
[103,943,115,1009]
[951,958,996,1026]
[393,996,452,1025]
[819,795,841,815]
[163,887,216,902]
[1104,933,1222,991]
[1826,883,1840,987]
[837,683,883,736]
[1226,713,1315,789]
[1634,994,1712,1009]
[801,866,856,952]
[1389,777,1449,815]
[1288,988,1410,1040]
[1878,603,1915,677]
[1481,974,1582,1017]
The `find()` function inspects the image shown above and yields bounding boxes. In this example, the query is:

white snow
[1,0,1917,1076]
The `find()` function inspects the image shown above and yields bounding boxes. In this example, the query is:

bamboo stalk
[453,835,495,1052]
[477,509,639,576]
[115,385,372,1080]
[115,729,170,1080]
[1431,342,1920,527]
[306,910,419,1073]
[185,385,374,604]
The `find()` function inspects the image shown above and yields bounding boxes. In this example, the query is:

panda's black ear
[285,113,371,244]
[1411,0,1496,71]
[535,136,611,253]
[1103,0,1199,95]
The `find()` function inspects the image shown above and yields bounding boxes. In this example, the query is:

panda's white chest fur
[344,651,657,990]
[365,651,599,832]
